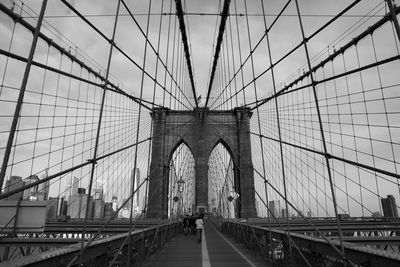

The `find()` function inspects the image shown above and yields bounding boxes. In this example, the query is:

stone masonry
[146,107,256,218]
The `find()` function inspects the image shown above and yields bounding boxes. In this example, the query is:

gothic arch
[208,137,241,216]
[167,138,195,167]
[209,137,236,164]
[147,107,256,218]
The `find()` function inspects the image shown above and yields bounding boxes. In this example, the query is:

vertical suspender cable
[77,1,121,266]
[293,0,347,264]
[0,0,48,192]
[204,0,231,109]
[175,0,198,108]
[127,0,152,265]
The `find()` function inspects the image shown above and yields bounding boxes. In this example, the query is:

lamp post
[177,178,185,216]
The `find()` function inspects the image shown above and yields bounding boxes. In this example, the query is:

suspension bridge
[0,0,400,266]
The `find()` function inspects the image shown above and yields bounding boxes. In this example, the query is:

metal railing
[0,220,179,267]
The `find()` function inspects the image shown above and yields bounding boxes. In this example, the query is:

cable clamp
[87,158,97,164]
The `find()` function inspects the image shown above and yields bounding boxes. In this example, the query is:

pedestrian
[189,215,196,235]
[183,214,189,236]
[195,214,204,243]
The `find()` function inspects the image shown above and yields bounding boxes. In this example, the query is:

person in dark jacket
[189,215,196,235]
[183,215,189,235]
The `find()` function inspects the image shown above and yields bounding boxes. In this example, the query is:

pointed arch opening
[208,139,237,219]
[167,140,195,218]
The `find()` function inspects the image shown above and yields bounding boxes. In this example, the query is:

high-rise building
[67,188,93,219]
[131,168,141,211]
[3,176,24,200]
[119,198,131,219]
[64,176,79,200]
[281,208,287,218]
[38,173,50,201]
[46,197,59,219]
[93,188,104,200]
[92,199,105,220]
[381,195,399,218]
[112,195,118,212]
[92,179,104,200]
[55,197,68,217]
[23,175,39,200]
[268,200,281,219]
[104,202,114,219]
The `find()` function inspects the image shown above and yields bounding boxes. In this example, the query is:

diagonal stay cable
[253,167,355,266]
[175,0,198,108]
[206,125,313,265]
[247,2,400,111]
[0,117,197,200]
[209,0,292,109]
[120,0,194,109]
[67,168,159,267]
[215,0,363,110]
[0,3,163,111]
[204,0,231,109]
[0,49,158,111]
[60,0,192,110]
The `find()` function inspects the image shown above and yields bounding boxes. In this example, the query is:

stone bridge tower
[146,107,256,218]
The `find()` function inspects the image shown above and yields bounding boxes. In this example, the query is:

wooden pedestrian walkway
[145,220,270,267]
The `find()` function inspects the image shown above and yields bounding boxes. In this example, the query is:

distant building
[372,211,381,217]
[78,188,85,194]
[93,188,104,200]
[38,175,50,201]
[57,196,68,216]
[23,175,39,200]
[104,202,114,219]
[268,200,280,218]
[381,195,399,218]
[119,198,131,218]
[64,176,79,200]
[92,199,105,219]
[119,207,131,219]
[281,208,287,218]
[46,197,59,219]
[3,176,24,200]
[68,188,93,219]
[254,198,260,216]
[131,168,141,211]
[122,198,131,210]
[112,195,118,212]
[22,174,49,201]
[31,191,45,201]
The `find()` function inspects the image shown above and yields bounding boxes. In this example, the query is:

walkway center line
[202,228,211,267]
[211,223,257,267]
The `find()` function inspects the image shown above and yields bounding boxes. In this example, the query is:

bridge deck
[146,220,269,267]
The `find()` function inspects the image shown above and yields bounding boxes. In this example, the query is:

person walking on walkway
[195,214,204,243]
[183,214,189,236]
[189,215,196,235]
